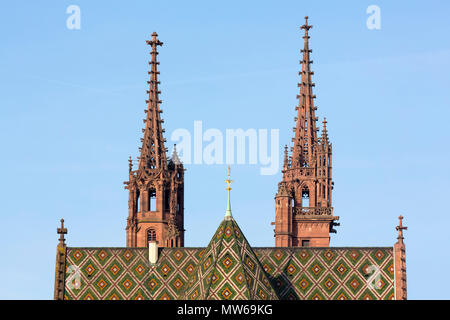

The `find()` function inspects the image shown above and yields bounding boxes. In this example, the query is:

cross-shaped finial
[146,32,163,49]
[301,16,312,31]
[396,215,407,243]
[57,218,67,246]
[225,165,233,191]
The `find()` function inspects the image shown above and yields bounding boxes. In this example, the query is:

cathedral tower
[274,17,339,247]
[124,32,185,248]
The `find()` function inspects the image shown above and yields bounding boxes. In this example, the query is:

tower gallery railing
[293,207,333,216]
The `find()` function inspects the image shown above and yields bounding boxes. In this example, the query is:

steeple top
[301,16,312,32]
[225,166,234,218]
[146,32,163,48]
[138,32,167,171]
[291,16,318,167]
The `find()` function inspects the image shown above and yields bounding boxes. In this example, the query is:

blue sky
[1,0,449,299]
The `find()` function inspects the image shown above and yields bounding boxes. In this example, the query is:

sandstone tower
[274,17,339,247]
[124,32,185,248]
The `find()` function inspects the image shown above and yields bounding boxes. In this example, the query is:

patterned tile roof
[63,243,394,300]
[254,247,395,300]
[61,201,394,300]
[181,216,279,300]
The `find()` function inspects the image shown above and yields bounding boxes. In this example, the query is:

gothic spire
[139,32,167,171]
[291,16,319,167]
[125,33,185,248]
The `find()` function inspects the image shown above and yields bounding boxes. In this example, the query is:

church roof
[181,216,279,300]
[60,168,397,300]
[62,246,395,300]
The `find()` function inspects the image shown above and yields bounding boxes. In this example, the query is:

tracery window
[147,228,156,243]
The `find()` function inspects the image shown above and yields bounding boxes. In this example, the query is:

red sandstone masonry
[124,33,184,248]
[394,216,407,300]
[274,17,339,248]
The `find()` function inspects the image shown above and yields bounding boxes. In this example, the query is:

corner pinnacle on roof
[57,218,67,247]
[396,215,408,244]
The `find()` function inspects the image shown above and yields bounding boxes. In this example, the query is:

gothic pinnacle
[172,144,181,165]
[57,218,67,246]
[396,215,408,244]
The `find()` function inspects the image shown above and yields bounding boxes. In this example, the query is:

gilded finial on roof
[225,166,234,218]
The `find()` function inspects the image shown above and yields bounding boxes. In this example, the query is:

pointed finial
[396,215,408,244]
[225,166,234,218]
[57,218,67,246]
[301,16,312,32]
[172,144,181,165]
[128,156,133,172]
[321,117,330,146]
[146,32,163,51]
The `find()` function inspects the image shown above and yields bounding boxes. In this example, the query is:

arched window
[148,188,156,211]
[147,228,156,243]
[302,186,310,207]
[164,188,170,209]
[136,191,141,213]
